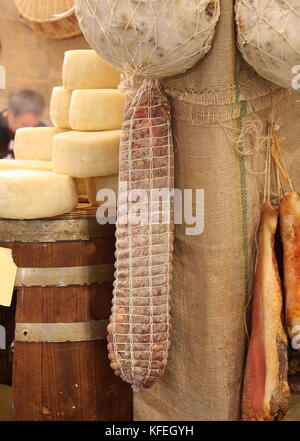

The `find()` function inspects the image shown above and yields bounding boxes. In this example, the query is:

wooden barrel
[0,205,131,421]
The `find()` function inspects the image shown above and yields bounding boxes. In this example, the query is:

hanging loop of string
[269,121,294,198]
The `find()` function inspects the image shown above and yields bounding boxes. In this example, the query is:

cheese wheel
[69,89,125,131]
[86,175,118,207]
[62,50,121,90]
[50,87,72,129]
[0,159,52,171]
[14,127,67,161]
[53,130,120,178]
[0,170,78,220]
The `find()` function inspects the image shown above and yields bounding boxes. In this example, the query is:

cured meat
[242,201,290,421]
[280,191,300,344]
[107,79,174,390]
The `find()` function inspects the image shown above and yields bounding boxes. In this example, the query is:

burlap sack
[134,0,300,421]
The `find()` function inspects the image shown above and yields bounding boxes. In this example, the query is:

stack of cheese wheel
[0,49,123,220]
[51,50,123,206]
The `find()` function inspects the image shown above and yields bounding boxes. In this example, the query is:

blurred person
[0,89,45,159]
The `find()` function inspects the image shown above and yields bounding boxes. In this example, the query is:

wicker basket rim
[14,0,75,23]
[27,18,82,39]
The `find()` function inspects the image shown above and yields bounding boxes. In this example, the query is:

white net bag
[75,0,220,390]
[235,0,300,90]
[75,0,220,78]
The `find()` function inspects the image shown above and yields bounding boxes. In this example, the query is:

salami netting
[107,79,174,390]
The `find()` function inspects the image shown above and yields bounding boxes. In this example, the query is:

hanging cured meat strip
[280,192,300,345]
[242,201,290,421]
[107,79,174,390]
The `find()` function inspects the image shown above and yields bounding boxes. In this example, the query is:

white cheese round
[69,89,125,131]
[63,50,121,89]
[14,127,67,161]
[0,170,78,220]
[53,130,120,178]
[236,0,300,90]
[75,0,220,78]
[50,87,72,129]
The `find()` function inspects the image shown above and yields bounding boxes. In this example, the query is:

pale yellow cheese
[50,87,72,129]
[0,247,17,307]
[14,127,67,161]
[0,159,52,171]
[86,175,118,207]
[53,130,120,178]
[69,89,125,131]
[0,170,78,219]
[62,50,121,90]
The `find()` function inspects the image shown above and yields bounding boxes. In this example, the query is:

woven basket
[14,0,82,39]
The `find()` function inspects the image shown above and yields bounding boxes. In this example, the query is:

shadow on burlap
[133,0,300,421]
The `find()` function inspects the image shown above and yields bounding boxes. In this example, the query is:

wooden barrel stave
[0,238,115,268]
